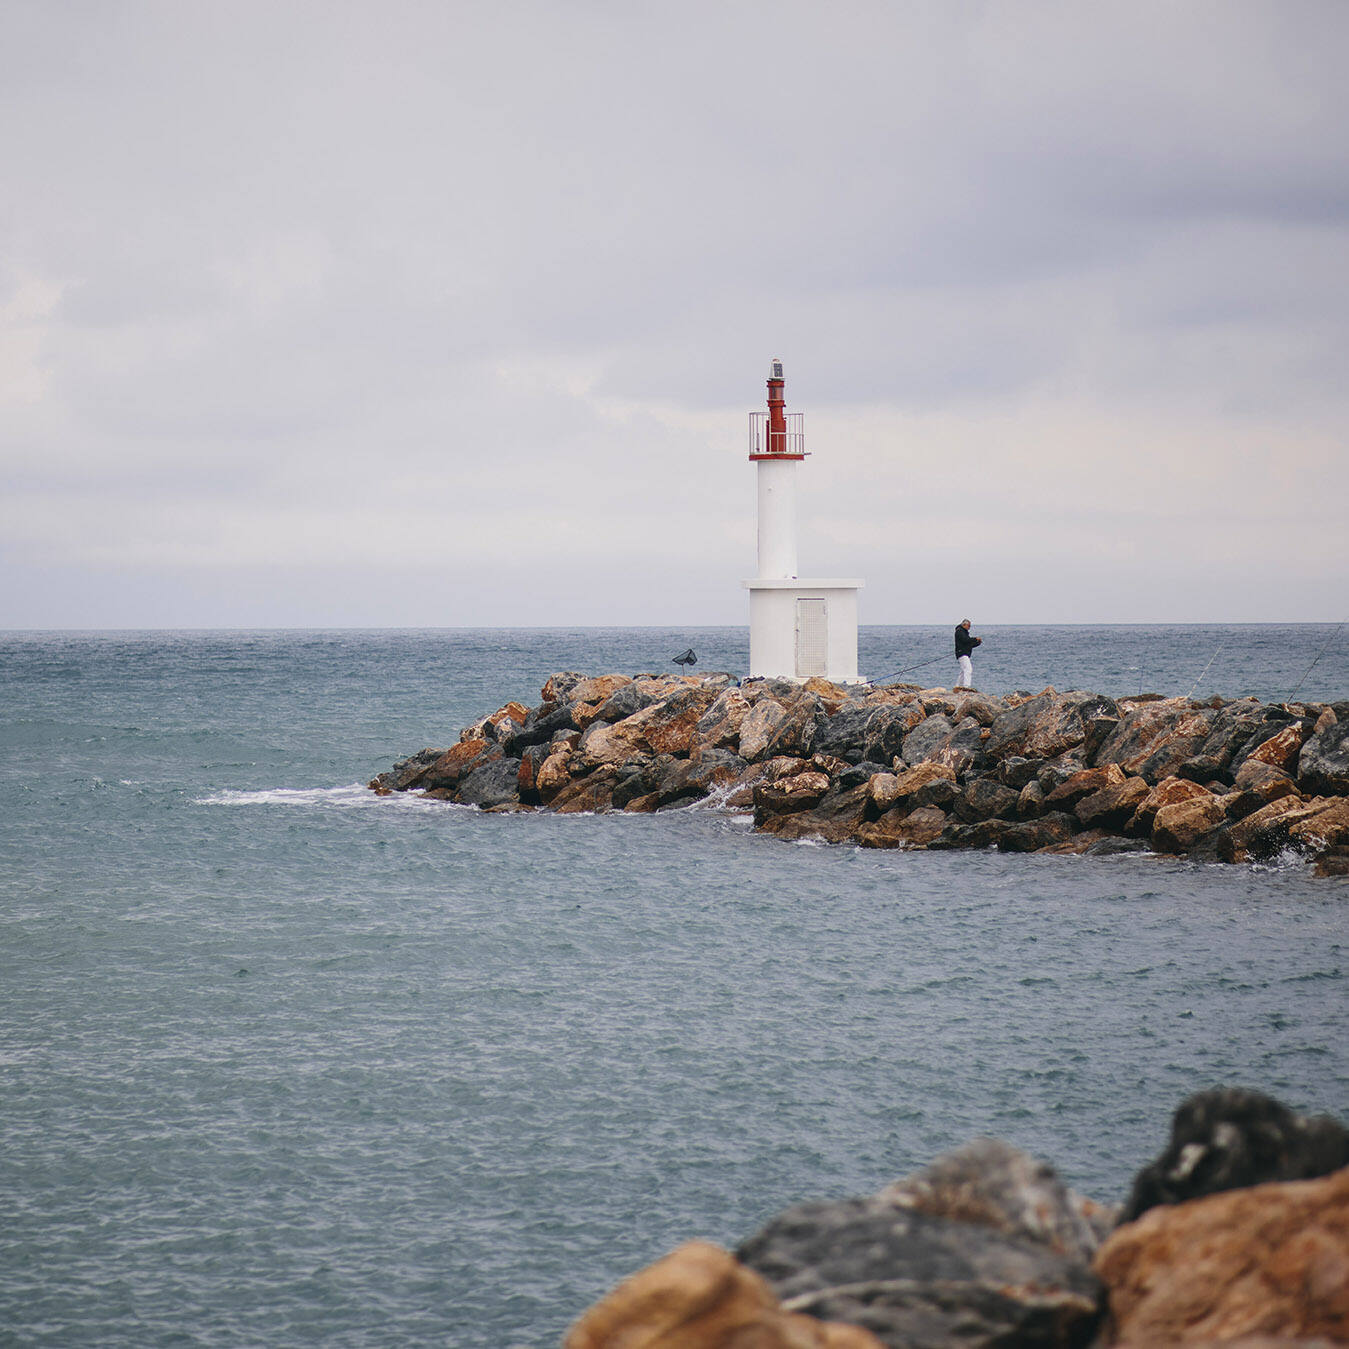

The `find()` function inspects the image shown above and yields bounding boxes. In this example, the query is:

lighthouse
[743,360,863,682]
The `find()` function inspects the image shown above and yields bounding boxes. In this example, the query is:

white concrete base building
[743,361,863,684]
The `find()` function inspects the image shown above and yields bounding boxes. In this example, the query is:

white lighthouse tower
[743,360,863,682]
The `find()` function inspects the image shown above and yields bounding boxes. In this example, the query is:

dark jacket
[954,626,981,658]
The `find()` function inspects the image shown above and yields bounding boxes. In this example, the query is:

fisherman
[954,619,981,689]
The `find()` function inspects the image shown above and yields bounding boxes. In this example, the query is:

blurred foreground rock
[563,1090,1348,1349]
[372,672,1349,871]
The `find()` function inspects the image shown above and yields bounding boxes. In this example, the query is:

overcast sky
[2,1,1346,628]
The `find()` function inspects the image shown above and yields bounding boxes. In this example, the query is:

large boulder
[1119,1087,1349,1222]
[564,1240,884,1349]
[1129,776,1219,835]
[581,686,719,764]
[855,805,949,849]
[1095,1167,1349,1346]
[985,690,1119,764]
[878,1138,1113,1265]
[1043,764,1128,813]
[902,715,986,775]
[737,1189,1103,1349]
[455,752,522,808]
[696,687,754,749]
[954,778,1021,823]
[758,784,871,844]
[1094,700,1216,784]
[996,813,1080,853]
[1075,776,1150,831]
[1298,714,1349,796]
[1150,792,1227,854]
[815,700,926,766]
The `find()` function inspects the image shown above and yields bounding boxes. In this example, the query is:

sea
[2,624,1346,1348]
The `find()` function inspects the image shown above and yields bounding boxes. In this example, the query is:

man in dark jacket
[955,619,981,689]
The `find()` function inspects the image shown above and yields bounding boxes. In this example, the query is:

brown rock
[1221,796,1323,862]
[986,689,1120,762]
[696,688,754,750]
[1094,1168,1349,1346]
[997,813,1081,852]
[855,804,948,849]
[1288,797,1349,851]
[1131,777,1215,834]
[738,698,789,761]
[582,686,719,764]
[1076,777,1151,830]
[1094,700,1216,784]
[1045,763,1128,811]
[753,770,831,816]
[563,1240,884,1349]
[759,785,870,844]
[535,749,573,801]
[1234,757,1296,793]
[550,768,617,813]
[420,738,493,790]
[1151,793,1227,853]
[1244,723,1305,774]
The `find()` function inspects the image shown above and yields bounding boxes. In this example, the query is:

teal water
[2,626,1346,1347]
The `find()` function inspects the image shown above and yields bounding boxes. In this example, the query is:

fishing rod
[1286,617,1348,703]
[1185,643,1224,700]
[870,652,951,685]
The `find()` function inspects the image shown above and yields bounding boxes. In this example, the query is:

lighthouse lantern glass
[770,360,783,380]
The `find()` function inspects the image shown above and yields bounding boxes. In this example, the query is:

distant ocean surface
[2,625,1346,1348]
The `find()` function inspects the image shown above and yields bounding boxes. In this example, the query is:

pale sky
[2,0,1346,628]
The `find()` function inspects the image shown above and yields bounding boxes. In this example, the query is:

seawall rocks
[370,673,1349,869]
[564,1090,1349,1349]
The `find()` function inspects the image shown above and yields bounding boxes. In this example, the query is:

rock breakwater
[371,672,1349,872]
[564,1089,1349,1349]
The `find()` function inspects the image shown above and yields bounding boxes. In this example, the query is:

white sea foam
[195,783,445,811]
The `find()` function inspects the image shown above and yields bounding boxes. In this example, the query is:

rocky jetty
[565,1088,1349,1349]
[371,672,1349,873]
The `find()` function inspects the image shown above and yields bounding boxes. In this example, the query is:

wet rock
[1287,796,1349,852]
[1119,1087,1349,1222]
[420,738,496,791]
[855,805,948,849]
[996,813,1081,852]
[1097,1167,1349,1346]
[737,1190,1103,1349]
[370,746,449,792]
[1298,715,1349,796]
[760,784,871,843]
[1218,795,1319,863]
[550,766,617,813]
[1150,792,1226,854]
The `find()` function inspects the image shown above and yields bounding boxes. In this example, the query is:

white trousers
[957,655,973,688]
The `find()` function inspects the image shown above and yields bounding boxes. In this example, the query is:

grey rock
[1298,718,1349,795]
[737,1191,1102,1349]
[455,754,522,808]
